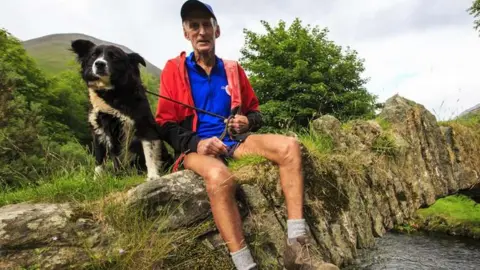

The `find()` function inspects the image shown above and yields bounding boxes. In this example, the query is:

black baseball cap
[180,0,217,22]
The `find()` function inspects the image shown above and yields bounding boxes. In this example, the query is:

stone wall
[1,95,479,269]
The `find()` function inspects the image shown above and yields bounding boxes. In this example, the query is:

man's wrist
[187,135,201,153]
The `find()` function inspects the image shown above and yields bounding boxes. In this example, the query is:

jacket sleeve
[155,61,200,154]
[237,64,264,132]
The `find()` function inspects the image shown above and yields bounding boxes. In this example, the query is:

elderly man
[155,1,339,269]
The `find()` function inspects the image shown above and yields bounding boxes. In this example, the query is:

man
[155,1,339,269]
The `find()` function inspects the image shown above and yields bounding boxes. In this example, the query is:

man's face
[183,10,220,54]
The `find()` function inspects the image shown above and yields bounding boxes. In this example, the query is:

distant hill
[458,103,480,118]
[22,33,161,78]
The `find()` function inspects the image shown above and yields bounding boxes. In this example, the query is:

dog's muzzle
[93,59,109,77]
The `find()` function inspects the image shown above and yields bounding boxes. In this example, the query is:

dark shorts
[173,133,251,172]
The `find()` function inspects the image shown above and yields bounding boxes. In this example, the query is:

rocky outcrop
[1,95,479,269]
[0,203,111,269]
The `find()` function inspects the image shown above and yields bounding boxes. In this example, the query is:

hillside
[458,103,480,118]
[22,33,162,78]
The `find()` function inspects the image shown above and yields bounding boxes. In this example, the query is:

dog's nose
[95,61,106,69]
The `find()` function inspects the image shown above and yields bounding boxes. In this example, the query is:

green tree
[468,0,480,32]
[48,63,91,145]
[0,29,91,188]
[0,56,48,187]
[239,18,378,130]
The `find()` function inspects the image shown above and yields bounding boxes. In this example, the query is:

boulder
[0,203,109,269]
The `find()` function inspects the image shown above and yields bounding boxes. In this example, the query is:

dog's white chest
[88,88,133,125]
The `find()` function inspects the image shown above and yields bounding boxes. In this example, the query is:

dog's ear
[70,39,95,61]
[128,53,146,67]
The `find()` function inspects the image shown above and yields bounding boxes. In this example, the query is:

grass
[372,132,398,157]
[412,195,480,239]
[417,195,480,225]
[297,122,334,159]
[0,162,147,207]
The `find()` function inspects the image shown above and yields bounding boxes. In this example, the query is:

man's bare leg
[232,134,304,220]
[183,152,246,251]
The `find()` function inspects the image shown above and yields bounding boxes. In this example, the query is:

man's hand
[197,137,228,156]
[228,115,249,134]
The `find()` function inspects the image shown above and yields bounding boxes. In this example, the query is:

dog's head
[70,39,146,90]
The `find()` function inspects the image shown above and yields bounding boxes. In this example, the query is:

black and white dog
[70,39,173,181]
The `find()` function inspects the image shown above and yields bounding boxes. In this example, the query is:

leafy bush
[240,18,379,131]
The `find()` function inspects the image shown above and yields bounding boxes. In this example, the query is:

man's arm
[155,61,201,154]
[237,64,264,132]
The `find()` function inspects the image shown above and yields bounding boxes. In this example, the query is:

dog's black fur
[70,39,173,180]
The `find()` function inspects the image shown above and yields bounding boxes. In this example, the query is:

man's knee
[204,164,235,196]
[277,136,302,166]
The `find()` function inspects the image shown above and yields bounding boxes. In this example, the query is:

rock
[126,170,211,230]
[0,203,108,269]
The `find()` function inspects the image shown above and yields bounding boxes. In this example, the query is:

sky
[1,0,479,120]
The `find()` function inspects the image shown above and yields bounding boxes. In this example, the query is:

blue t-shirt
[185,52,237,148]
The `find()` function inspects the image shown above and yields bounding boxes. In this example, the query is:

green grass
[0,166,145,207]
[372,132,398,157]
[227,154,268,171]
[417,195,480,224]
[297,123,334,158]
[414,194,480,239]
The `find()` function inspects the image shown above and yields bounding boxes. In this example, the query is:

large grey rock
[126,170,211,230]
[0,203,108,269]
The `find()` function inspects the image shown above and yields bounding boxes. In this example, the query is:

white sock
[287,219,308,239]
[230,245,257,270]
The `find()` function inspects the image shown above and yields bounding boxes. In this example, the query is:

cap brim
[181,0,215,20]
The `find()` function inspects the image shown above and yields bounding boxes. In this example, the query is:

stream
[345,232,480,270]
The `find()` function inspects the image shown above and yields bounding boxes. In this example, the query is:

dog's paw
[146,175,161,182]
[94,165,104,180]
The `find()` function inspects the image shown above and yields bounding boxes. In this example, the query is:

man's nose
[198,25,207,35]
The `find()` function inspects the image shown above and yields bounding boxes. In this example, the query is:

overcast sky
[2,0,479,120]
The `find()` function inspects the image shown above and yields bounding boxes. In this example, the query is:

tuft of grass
[85,197,232,270]
[372,132,397,157]
[297,123,334,159]
[227,154,268,171]
[374,116,391,131]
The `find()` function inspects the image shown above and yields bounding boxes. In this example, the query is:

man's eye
[190,23,199,29]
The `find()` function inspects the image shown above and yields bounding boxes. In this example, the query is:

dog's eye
[107,51,117,59]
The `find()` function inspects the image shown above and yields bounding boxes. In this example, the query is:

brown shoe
[283,236,340,270]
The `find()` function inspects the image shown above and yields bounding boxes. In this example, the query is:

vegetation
[409,195,480,239]
[469,0,480,33]
[2,6,480,267]
[239,18,379,131]
[0,28,162,189]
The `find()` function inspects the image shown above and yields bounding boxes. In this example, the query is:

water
[345,232,480,270]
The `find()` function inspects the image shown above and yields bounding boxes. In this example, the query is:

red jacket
[155,51,263,160]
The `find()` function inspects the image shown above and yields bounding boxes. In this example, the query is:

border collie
[70,39,173,181]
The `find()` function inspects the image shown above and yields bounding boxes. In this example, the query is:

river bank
[396,194,480,239]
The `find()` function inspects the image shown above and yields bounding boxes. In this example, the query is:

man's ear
[215,25,221,39]
[70,39,95,62]
[128,52,146,67]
